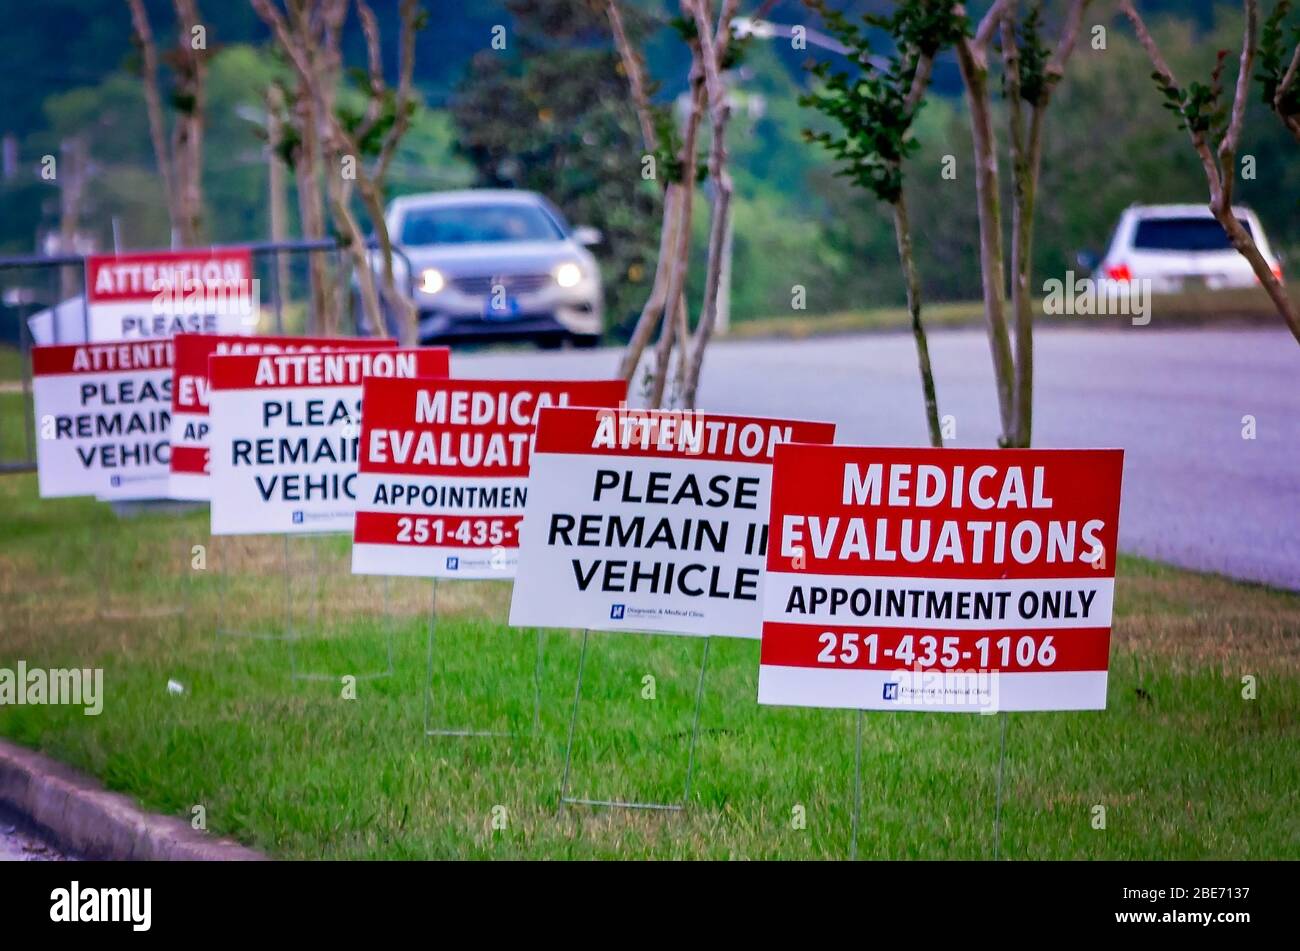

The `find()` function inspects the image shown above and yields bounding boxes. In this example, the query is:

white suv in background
[363,189,605,347]
[1090,204,1284,293]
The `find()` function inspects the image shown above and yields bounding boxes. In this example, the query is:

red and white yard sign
[31,340,175,499]
[168,333,396,500]
[85,248,256,342]
[509,407,835,638]
[758,447,1124,713]
[207,347,449,535]
[351,378,626,579]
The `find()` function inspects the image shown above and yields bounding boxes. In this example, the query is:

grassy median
[1,456,1297,860]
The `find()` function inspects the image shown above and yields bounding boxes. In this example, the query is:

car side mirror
[572,226,603,247]
[1076,249,1099,272]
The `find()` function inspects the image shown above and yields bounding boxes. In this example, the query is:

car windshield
[400,203,564,245]
[1132,216,1253,252]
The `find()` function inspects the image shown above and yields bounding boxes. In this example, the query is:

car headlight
[553,262,583,289]
[419,268,445,294]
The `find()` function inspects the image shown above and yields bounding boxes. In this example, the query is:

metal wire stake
[289,534,394,682]
[993,711,1009,861]
[282,533,293,647]
[383,574,395,676]
[214,534,227,638]
[682,636,711,803]
[532,627,545,735]
[851,709,863,861]
[560,632,710,812]
[423,580,538,737]
[557,629,590,805]
[422,578,437,736]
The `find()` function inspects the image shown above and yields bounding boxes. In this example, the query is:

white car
[365,189,604,347]
[1090,204,1284,293]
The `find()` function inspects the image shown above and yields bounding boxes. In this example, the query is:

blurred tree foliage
[450,0,662,332]
[0,0,1296,325]
[0,42,470,256]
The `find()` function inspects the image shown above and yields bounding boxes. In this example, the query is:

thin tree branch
[682,0,737,408]
[973,0,1017,55]
[904,53,934,114]
[1219,0,1259,179]
[606,0,658,153]
[125,0,178,234]
[1044,0,1092,94]
[1119,0,1224,195]
[1122,0,1300,344]
[1279,38,1300,106]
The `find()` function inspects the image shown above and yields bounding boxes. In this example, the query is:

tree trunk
[955,47,1016,446]
[618,183,681,385]
[126,0,180,243]
[172,0,206,246]
[892,195,944,448]
[680,179,728,410]
[327,173,381,339]
[266,86,292,317]
[648,77,705,408]
[679,0,740,409]
[1009,107,1044,448]
[357,176,419,344]
[292,83,334,335]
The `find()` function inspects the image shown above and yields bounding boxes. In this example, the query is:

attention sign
[31,340,175,499]
[168,333,396,500]
[509,406,835,638]
[758,446,1124,712]
[350,378,626,579]
[207,347,449,535]
[85,248,257,342]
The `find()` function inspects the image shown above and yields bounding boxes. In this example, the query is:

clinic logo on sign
[610,604,626,620]
[882,682,900,701]
[445,556,459,571]
[292,511,304,524]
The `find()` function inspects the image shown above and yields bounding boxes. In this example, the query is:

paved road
[459,326,1300,590]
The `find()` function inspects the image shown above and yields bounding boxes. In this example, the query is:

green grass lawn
[1,466,1297,860]
[0,345,24,384]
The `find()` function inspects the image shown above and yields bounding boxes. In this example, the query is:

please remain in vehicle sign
[757,446,1124,713]
[31,340,175,500]
[509,406,835,638]
[168,333,396,501]
[207,347,449,535]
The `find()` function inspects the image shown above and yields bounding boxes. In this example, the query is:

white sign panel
[350,378,627,579]
[168,333,396,500]
[207,347,449,535]
[757,445,1125,712]
[85,248,258,342]
[31,340,174,499]
[508,407,836,638]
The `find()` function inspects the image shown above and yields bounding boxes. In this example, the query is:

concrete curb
[0,738,266,861]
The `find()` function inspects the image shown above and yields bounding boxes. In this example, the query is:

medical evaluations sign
[207,347,449,535]
[758,447,1124,712]
[350,378,626,579]
[169,333,396,500]
[509,407,835,638]
[86,248,256,342]
[32,340,174,499]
